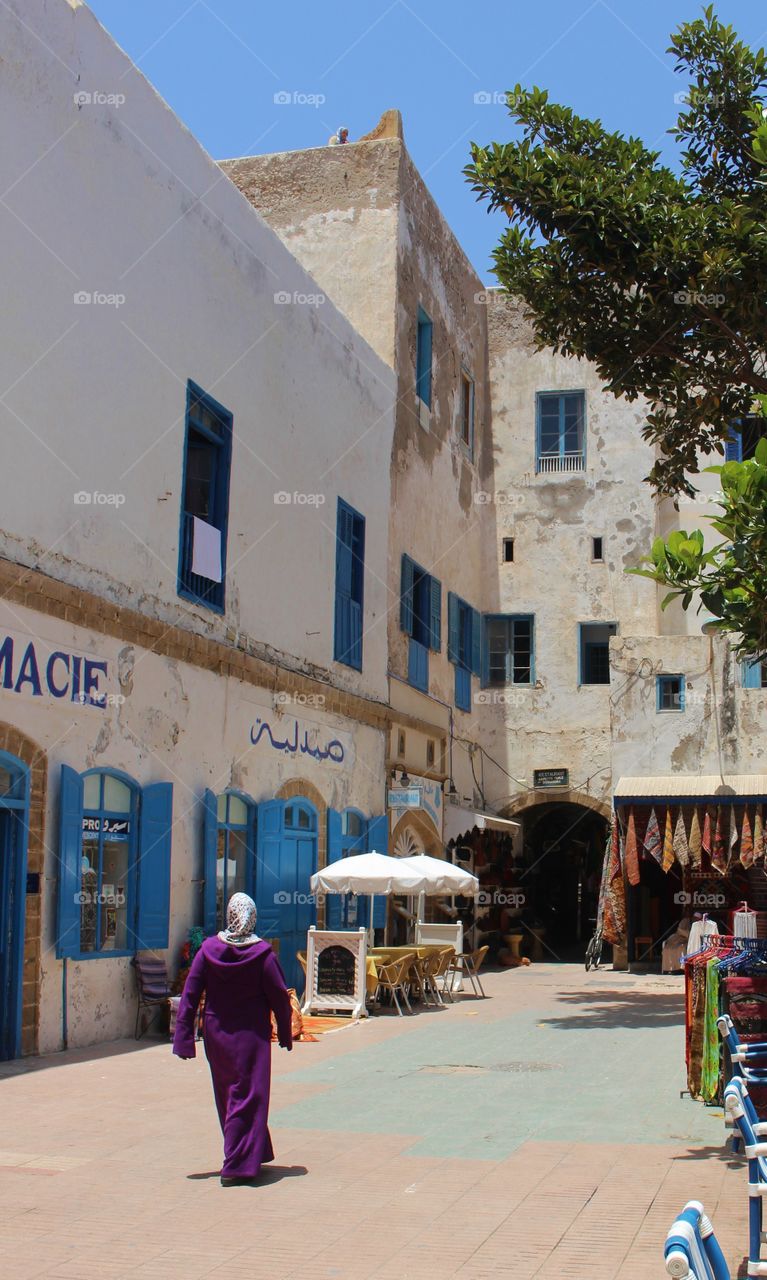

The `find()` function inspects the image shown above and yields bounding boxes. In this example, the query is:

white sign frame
[416,921,464,992]
[301,927,368,1019]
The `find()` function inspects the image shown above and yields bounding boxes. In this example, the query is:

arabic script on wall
[250,716,347,764]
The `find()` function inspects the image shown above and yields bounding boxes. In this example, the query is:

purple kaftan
[173,937,293,1178]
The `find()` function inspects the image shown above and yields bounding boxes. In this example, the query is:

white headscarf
[218,892,260,947]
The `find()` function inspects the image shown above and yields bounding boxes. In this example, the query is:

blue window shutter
[366,816,389,928]
[429,576,442,652]
[56,765,83,959]
[400,554,415,635]
[134,782,173,951]
[447,592,459,664]
[470,607,482,677]
[481,615,490,687]
[202,788,218,935]
[725,427,742,462]
[455,665,471,712]
[742,658,762,689]
[326,808,344,930]
[408,638,428,690]
[254,799,286,943]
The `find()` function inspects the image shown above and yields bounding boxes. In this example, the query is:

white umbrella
[398,853,478,896]
[311,851,429,944]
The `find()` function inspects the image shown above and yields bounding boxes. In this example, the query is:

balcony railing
[536,451,585,474]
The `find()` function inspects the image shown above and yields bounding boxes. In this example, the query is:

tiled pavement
[0,965,749,1278]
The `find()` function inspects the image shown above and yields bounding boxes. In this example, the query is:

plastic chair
[717,1015,767,1152]
[433,947,456,1003]
[375,956,413,1016]
[724,1077,767,1275]
[132,953,171,1040]
[664,1200,730,1278]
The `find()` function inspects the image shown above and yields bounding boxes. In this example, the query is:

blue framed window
[56,767,173,959]
[401,554,441,692]
[579,622,616,685]
[726,417,766,462]
[657,674,685,711]
[448,592,481,710]
[416,307,433,409]
[536,392,586,473]
[742,658,767,688]
[177,381,233,613]
[334,499,365,670]
[483,614,534,686]
[459,370,474,457]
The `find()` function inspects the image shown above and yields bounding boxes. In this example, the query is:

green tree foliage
[465,7,767,497]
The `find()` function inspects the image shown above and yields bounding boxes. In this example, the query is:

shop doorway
[255,797,318,991]
[518,801,609,959]
[0,752,30,1061]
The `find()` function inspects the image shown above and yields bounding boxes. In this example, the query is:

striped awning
[614,774,767,802]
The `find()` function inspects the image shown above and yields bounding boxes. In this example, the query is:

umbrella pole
[369,893,375,948]
[417,890,425,941]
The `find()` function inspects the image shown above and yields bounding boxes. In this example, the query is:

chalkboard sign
[302,927,368,1019]
[317,945,356,996]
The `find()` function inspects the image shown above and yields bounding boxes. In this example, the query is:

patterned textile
[689,808,702,869]
[687,958,708,1098]
[218,892,260,947]
[623,808,640,886]
[662,806,675,872]
[741,807,755,868]
[701,806,712,856]
[602,820,627,945]
[755,805,765,864]
[643,808,663,865]
[711,807,727,874]
[700,958,721,1102]
[673,808,689,867]
[729,806,739,856]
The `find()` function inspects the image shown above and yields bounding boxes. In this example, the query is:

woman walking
[173,893,293,1185]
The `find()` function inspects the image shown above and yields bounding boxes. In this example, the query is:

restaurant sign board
[301,927,368,1019]
[388,787,422,810]
[533,768,570,789]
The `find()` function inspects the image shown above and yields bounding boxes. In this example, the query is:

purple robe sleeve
[263,951,293,1049]
[172,947,206,1059]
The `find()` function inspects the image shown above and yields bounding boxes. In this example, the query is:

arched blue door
[0,752,30,1061]
[255,798,318,991]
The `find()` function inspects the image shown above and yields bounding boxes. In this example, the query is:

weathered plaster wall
[1,0,395,706]
[220,142,400,368]
[0,600,386,1052]
[485,296,660,811]
[609,633,765,782]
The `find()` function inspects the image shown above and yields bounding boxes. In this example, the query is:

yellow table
[367,945,455,1001]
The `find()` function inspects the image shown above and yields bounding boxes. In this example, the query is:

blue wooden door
[255,800,317,992]
[0,801,28,1061]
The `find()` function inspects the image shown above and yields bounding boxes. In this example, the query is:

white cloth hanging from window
[734,903,758,939]
[687,916,720,956]
[191,516,222,583]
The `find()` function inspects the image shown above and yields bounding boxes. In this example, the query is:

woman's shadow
[187,1165,307,1184]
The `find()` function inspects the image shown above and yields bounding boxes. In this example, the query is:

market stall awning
[614,774,767,802]
[444,804,520,843]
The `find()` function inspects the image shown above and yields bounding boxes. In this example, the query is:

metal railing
[536,451,585,474]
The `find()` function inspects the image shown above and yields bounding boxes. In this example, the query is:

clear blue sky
[88,1,765,283]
